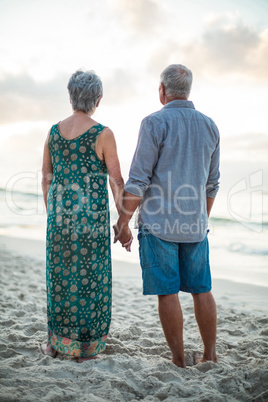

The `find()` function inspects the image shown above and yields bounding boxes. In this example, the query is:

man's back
[125,100,220,242]
[116,64,219,368]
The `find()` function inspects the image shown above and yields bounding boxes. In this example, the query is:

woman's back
[57,113,100,140]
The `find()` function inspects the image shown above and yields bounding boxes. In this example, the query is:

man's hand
[113,222,133,252]
[113,191,141,252]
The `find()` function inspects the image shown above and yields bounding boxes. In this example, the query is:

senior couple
[42,64,220,367]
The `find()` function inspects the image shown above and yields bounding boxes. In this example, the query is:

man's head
[159,64,193,104]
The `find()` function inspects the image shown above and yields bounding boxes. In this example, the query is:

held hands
[113,191,141,252]
[113,221,133,252]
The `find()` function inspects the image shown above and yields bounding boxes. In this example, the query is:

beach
[0,0,268,400]
[0,235,268,402]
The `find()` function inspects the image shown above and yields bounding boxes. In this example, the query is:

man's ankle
[172,356,186,368]
[203,350,217,363]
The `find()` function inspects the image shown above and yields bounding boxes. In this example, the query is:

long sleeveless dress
[46,123,111,357]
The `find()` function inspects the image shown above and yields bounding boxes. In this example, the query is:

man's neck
[164,97,188,105]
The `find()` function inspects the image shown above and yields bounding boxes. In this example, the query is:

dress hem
[48,328,107,357]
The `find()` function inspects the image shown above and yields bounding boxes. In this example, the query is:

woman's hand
[113,223,133,252]
[122,237,133,252]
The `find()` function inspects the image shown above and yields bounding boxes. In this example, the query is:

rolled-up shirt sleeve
[206,137,220,198]
[125,117,160,197]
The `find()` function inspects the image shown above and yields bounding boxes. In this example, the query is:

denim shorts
[138,226,211,295]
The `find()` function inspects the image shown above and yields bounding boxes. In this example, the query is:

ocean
[1,184,267,288]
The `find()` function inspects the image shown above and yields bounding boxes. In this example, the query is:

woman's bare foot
[77,355,101,363]
[194,352,217,364]
[40,342,57,358]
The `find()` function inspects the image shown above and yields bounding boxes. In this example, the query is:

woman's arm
[96,128,124,215]
[42,131,53,211]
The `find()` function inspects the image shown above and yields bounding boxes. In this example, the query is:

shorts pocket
[138,230,158,269]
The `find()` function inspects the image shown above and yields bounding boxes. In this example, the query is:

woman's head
[67,70,103,114]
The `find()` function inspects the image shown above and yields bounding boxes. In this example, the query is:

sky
[0,0,268,202]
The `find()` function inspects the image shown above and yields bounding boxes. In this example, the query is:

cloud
[146,40,184,78]
[221,133,268,162]
[189,16,268,80]
[220,133,268,193]
[0,124,48,191]
[101,68,139,105]
[201,19,259,71]
[147,14,268,81]
[253,29,268,79]
[0,69,139,122]
[0,68,141,125]
[114,0,165,35]
[0,73,70,124]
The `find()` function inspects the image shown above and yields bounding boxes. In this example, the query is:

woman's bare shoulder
[99,127,115,139]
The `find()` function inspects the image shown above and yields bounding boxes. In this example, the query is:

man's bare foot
[172,357,186,368]
[40,343,57,358]
[194,352,217,364]
[77,354,102,363]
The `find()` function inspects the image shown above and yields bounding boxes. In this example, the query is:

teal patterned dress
[46,123,111,357]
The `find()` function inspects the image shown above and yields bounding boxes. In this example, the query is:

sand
[0,236,268,402]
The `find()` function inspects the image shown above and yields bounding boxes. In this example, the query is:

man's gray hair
[160,64,193,99]
[67,69,103,114]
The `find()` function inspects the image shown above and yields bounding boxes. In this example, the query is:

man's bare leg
[158,293,186,368]
[192,291,217,363]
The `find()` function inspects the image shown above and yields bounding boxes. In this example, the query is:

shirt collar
[162,100,195,110]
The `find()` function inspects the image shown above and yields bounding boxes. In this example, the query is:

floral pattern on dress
[46,123,112,357]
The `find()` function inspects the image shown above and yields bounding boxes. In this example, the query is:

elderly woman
[41,69,125,362]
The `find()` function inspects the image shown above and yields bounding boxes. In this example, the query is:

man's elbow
[206,183,220,198]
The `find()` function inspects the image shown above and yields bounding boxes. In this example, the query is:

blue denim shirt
[125,100,220,242]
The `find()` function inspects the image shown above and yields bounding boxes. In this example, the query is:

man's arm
[114,117,160,248]
[206,197,215,217]
[206,131,220,216]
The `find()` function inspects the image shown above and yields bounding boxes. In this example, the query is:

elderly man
[115,64,220,368]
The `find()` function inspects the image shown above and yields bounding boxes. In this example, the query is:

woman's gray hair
[160,64,193,99]
[67,69,103,114]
